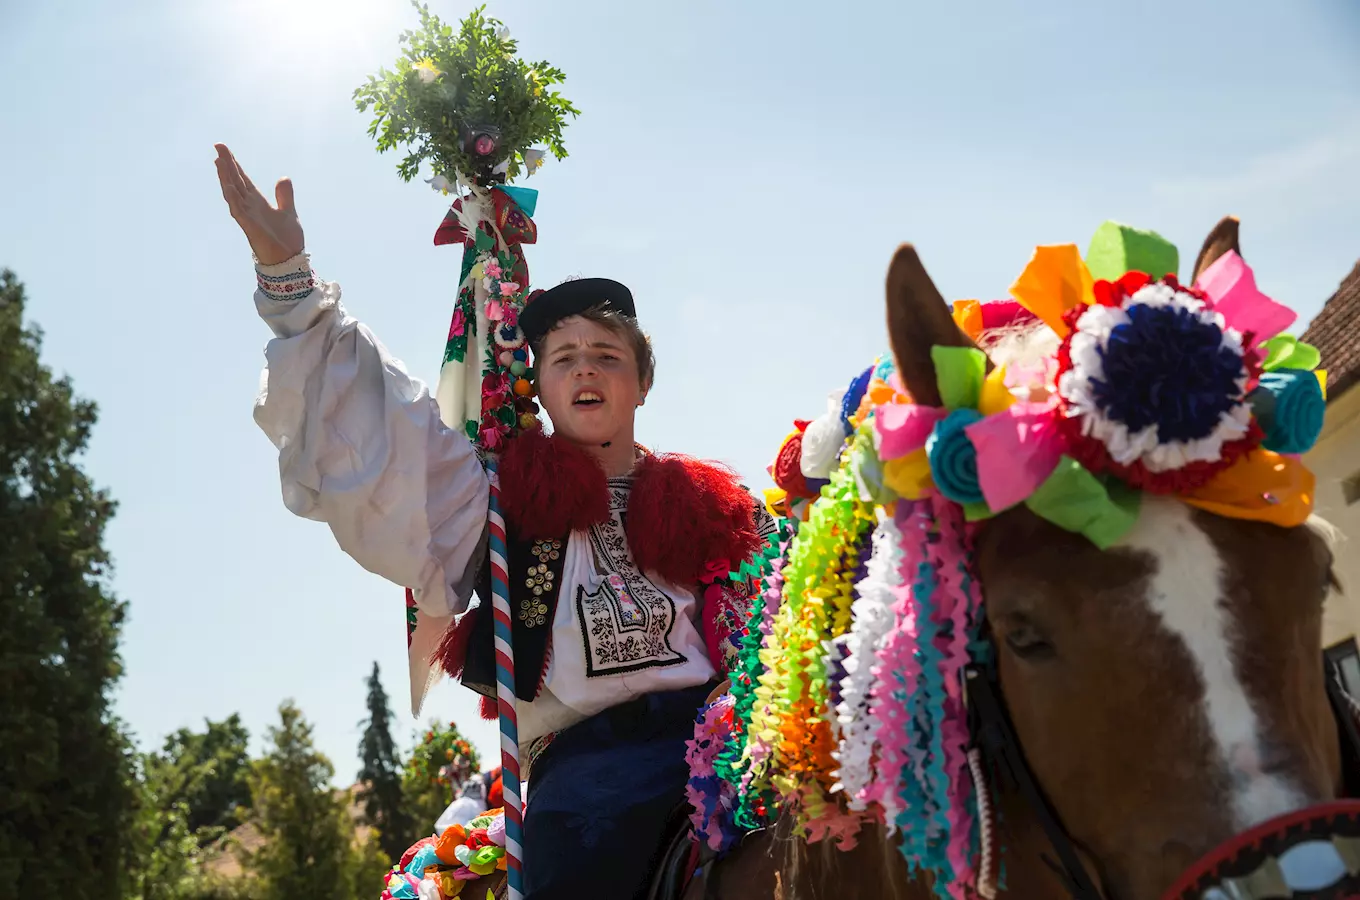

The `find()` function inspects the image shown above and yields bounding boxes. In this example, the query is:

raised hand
[214,144,305,267]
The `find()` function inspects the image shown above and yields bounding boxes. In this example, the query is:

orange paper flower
[1009,244,1094,337]
[1184,449,1315,528]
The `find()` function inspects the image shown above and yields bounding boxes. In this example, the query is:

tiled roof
[1302,259,1360,402]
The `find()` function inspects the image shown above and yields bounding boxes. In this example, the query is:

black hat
[518,277,636,345]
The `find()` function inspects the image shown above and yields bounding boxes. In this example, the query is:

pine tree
[0,269,138,897]
[247,702,355,900]
[356,662,413,861]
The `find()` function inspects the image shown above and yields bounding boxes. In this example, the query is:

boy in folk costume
[215,145,774,899]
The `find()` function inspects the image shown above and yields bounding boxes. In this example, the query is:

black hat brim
[519,278,636,345]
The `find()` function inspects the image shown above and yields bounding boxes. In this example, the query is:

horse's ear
[1191,216,1241,284]
[885,244,985,407]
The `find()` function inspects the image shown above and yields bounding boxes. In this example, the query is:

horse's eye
[1004,621,1056,662]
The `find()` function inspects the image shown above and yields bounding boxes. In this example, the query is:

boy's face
[536,316,645,447]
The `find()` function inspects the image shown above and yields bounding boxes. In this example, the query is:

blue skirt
[522,682,713,900]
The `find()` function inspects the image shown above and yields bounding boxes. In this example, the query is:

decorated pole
[357,6,579,897]
[484,456,524,889]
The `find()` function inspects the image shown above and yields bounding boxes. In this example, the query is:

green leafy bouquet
[355,2,579,187]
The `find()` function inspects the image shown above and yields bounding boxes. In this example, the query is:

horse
[674,217,1355,900]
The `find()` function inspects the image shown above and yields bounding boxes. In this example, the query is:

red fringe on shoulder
[628,454,760,587]
[479,695,498,720]
[497,426,610,539]
[434,604,477,680]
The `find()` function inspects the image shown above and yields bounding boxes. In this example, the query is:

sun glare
[206,0,410,83]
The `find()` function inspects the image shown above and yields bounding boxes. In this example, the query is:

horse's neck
[696,787,1097,900]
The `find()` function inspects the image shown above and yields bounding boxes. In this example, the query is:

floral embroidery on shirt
[574,478,686,677]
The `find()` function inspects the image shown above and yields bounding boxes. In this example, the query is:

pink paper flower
[479,422,510,451]
[1194,251,1296,346]
[486,300,505,322]
[498,281,520,298]
[483,259,503,279]
[875,402,946,460]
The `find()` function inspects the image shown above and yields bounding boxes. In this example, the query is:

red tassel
[628,455,760,587]
[434,612,478,680]
[478,694,498,720]
[498,426,610,539]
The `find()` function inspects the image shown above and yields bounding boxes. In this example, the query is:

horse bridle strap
[964,664,1104,900]
[1324,659,1360,798]
[966,659,1360,900]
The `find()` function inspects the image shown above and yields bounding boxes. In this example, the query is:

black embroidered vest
[461,533,569,702]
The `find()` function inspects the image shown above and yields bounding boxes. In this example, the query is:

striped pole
[485,456,525,900]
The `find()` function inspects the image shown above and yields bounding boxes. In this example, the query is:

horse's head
[884,220,1341,900]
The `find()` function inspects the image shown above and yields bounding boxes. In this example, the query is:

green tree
[0,270,138,897]
[350,831,394,899]
[356,662,412,861]
[145,715,253,841]
[127,786,204,900]
[401,719,480,833]
[130,715,255,900]
[247,702,356,900]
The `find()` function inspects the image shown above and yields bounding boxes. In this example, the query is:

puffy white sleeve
[251,252,489,618]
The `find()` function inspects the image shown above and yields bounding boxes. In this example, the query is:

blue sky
[2,0,1358,783]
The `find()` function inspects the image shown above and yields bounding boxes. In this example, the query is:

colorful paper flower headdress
[871,221,1324,549]
[687,221,1331,900]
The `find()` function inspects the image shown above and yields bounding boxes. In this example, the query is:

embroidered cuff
[254,252,316,303]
